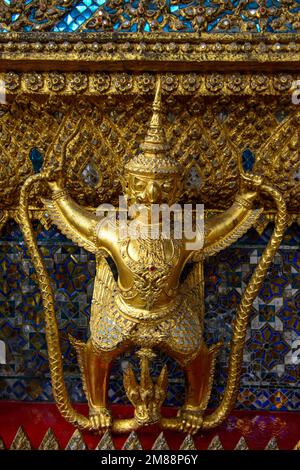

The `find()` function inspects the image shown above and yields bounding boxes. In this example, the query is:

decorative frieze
[0,33,300,72]
[1,71,299,96]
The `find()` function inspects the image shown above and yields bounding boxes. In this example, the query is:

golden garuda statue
[19,79,287,435]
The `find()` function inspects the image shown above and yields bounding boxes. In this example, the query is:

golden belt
[115,293,181,322]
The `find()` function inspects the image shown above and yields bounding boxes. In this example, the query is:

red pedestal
[0,401,300,450]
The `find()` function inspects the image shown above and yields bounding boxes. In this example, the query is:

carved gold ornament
[0,15,297,435]
[16,78,288,434]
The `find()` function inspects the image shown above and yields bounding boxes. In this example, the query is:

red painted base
[0,402,300,450]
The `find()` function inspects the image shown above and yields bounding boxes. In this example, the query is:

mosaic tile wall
[0,219,299,411]
[1,1,300,34]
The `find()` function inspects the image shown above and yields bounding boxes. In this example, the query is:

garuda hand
[44,167,64,191]
[240,170,263,191]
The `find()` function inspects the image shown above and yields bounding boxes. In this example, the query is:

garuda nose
[146,182,160,203]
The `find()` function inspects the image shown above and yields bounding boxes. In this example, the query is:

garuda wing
[202,207,263,259]
[180,261,205,323]
[92,255,118,309]
[42,198,101,255]
[254,113,300,213]
[89,255,118,350]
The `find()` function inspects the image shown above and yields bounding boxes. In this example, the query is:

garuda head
[123,77,183,206]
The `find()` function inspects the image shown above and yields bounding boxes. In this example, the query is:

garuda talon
[21,79,287,435]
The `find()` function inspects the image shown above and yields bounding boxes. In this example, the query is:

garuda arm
[181,185,263,329]
[43,181,100,254]
[202,188,263,259]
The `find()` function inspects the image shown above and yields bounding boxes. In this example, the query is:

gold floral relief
[0,86,299,222]
[0,27,298,437]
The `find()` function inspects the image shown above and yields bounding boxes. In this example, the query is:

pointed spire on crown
[125,76,182,175]
[139,76,168,156]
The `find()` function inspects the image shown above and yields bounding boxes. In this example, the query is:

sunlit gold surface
[1,32,300,73]
[0,74,299,220]
[0,21,294,437]
[16,77,288,434]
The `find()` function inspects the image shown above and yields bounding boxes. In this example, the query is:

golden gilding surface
[0,25,297,436]
[15,78,288,434]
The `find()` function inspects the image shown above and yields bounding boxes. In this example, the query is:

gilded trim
[0,33,300,73]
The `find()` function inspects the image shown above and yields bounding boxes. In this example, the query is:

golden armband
[234,194,253,210]
[52,189,69,202]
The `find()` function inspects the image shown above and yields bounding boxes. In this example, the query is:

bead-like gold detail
[65,430,86,450]
[207,435,224,450]
[1,24,290,437]
[10,426,32,450]
[122,432,143,450]
[38,429,60,450]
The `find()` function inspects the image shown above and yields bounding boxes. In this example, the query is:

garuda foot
[177,406,204,435]
[89,407,112,432]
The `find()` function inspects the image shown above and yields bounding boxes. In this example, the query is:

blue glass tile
[29,147,43,174]
[242,148,255,172]
[0,1,274,33]
[77,5,87,13]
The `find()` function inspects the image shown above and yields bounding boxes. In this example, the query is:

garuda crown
[125,77,183,176]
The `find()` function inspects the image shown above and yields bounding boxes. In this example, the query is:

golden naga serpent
[19,174,287,433]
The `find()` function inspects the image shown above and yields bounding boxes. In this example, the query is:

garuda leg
[170,342,221,434]
[70,336,130,431]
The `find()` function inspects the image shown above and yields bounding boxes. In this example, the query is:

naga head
[123,77,183,207]
[123,348,168,427]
